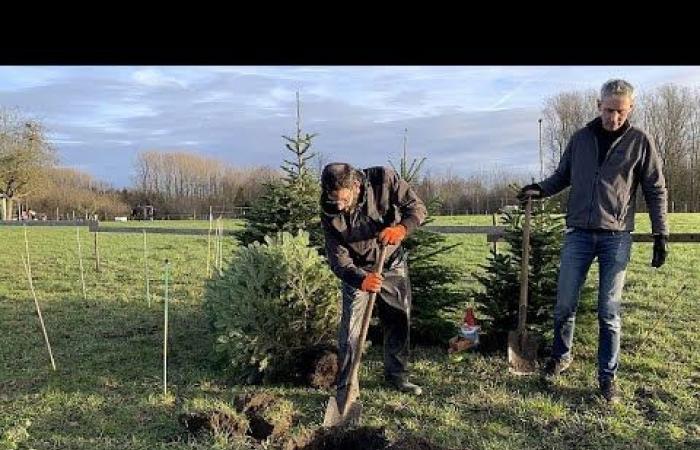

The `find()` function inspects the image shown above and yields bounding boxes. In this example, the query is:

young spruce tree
[238,93,323,248]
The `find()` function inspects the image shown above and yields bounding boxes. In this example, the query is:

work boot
[541,356,573,381]
[385,375,423,396]
[599,378,619,404]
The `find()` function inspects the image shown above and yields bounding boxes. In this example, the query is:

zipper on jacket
[588,135,599,228]
[601,129,631,226]
[588,128,631,228]
[601,128,630,169]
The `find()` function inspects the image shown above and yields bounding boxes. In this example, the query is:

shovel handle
[343,244,388,414]
[518,196,532,331]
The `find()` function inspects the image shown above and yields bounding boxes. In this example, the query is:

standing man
[320,162,427,409]
[519,79,669,402]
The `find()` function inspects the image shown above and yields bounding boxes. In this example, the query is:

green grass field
[1,215,698,449]
[97,219,244,230]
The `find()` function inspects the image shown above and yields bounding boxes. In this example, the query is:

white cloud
[132,68,187,88]
[2,65,700,187]
[48,139,84,145]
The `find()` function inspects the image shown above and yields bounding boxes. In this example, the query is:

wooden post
[163,259,170,395]
[492,213,498,254]
[144,229,151,308]
[218,219,224,270]
[207,206,213,278]
[94,231,101,272]
[77,227,87,300]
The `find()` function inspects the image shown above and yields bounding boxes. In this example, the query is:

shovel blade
[322,396,363,428]
[322,396,342,427]
[507,330,541,375]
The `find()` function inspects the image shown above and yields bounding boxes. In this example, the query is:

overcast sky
[1,66,699,187]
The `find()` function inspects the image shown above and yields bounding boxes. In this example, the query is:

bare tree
[0,108,56,220]
[131,149,282,216]
[412,166,528,215]
[313,150,330,177]
[541,89,598,172]
[689,88,700,211]
[31,167,129,220]
[639,84,694,211]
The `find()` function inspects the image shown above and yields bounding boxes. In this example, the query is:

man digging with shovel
[518,79,669,403]
[320,163,426,426]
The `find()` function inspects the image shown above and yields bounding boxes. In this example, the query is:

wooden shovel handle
[518,196,532,331]
[343,244,388,413]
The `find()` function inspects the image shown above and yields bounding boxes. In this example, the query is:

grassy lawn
[97,219,245,230]
[1,214,698,449]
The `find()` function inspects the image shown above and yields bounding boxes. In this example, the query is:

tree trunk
[4,198,13,220]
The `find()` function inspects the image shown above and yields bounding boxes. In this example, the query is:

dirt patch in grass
[634,386,676,423]
[281,344,339,389]
[288,426,388,450]
[179,410,248,438]
[99,324,158,339]
[283,426,459,450]
[388,433,458,450]
[235,392,295,440]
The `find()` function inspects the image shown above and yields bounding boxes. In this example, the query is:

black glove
[517,183,544,202]
[651,234,669,268]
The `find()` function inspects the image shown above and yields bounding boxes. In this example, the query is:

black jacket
[320,166,427,288]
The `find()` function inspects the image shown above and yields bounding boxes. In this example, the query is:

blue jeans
[551,228,632,381]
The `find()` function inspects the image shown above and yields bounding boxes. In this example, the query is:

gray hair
[600,79,635,102]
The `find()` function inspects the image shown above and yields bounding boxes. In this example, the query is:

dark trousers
[336,260,411,394]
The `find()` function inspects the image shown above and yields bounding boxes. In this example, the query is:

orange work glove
[378,224,407,246]
[360,272,384,293]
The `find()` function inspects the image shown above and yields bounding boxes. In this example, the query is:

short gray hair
[600,79,635,102]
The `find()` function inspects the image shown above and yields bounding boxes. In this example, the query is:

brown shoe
[541,357,573,381]
[386,376,423,396]
[599,378,619,404]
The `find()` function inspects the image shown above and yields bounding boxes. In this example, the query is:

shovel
[508,195,541,375]
[323,244,388,427]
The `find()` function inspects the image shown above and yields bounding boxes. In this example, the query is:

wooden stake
[77,227,87,301]
[207,207,213,278]
[94,231,101,272]
[492,213,498,254]
[163,259,170,395]
[22,227,56,371]
[218,218,223,270]
[144,229,151,307]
